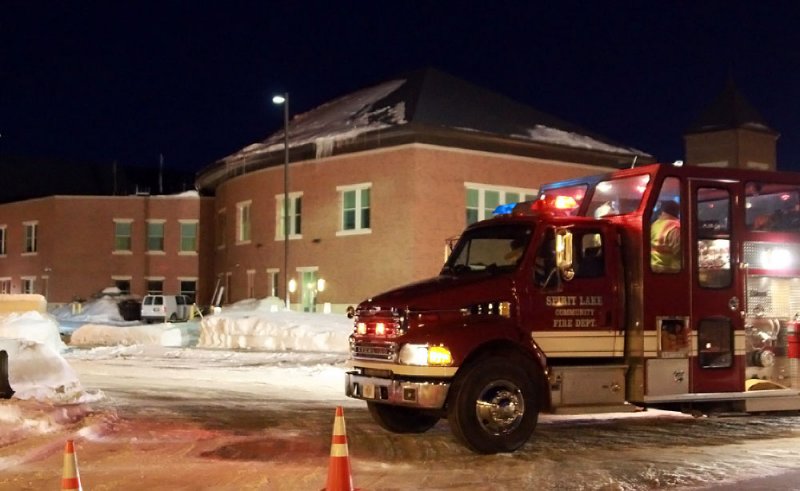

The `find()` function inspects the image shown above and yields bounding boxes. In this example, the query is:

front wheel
[447,356,540,454]
[367,402,440,433]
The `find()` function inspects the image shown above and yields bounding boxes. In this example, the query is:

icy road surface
[4,346,800,490]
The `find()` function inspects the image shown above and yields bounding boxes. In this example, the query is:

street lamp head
[272,94,286,105]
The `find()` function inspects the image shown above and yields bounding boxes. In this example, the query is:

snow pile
[0,339,100,403]
[50,295,136,326]
[70,322,199,348]
[198,298,353,352]
[0,311,66,353]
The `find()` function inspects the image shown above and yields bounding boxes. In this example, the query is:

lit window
[23,221,38,254]
[337,183,371,234]
[114,219,133,252]
[237,201,252,243]
[180,221,198,252]
[21,277,35,294]
[465,184,537,225]
[147,221,165,252]
[276,193,303,239]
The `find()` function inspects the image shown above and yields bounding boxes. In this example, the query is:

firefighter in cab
[651,200,681,273]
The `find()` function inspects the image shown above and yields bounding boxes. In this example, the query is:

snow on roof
[225,79,408,161]
[520,125,647,155]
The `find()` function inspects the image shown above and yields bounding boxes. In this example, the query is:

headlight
[398,344,453,366]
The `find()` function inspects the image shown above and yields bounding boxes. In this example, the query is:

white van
[141,294,191,323]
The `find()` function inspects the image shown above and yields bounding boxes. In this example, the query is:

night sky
[2,1,799,174]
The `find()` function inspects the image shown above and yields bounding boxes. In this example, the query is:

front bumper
[345,371,451,409]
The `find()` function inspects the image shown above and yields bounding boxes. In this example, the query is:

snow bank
[50,295,138,326]
[198,298,353,352]
[70,322,199,348]
[0,294,47,314]
[0,311,66,353]
[0,338,101,403]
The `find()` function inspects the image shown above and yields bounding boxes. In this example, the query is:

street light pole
[273,93,290,310]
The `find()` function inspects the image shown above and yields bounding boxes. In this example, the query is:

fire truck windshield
[443,224,534,275]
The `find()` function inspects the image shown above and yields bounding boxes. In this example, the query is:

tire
[367,402,440,434]
[169,313,178,322]
[447,356,540,454]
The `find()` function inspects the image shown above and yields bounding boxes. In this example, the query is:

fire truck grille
[351,341,397,361]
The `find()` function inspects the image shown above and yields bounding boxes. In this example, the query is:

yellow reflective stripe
[330,443,349,457]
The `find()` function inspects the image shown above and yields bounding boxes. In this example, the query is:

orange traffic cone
[61,439,82,491]
[322,406,356,491]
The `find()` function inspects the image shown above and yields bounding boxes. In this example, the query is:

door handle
[728,296,740,311]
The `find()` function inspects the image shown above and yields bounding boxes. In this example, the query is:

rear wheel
[367,402,440,433]
[447,356,540,454]
[169,313,178,322]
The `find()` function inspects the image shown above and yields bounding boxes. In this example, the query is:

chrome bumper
[345,371,450,409]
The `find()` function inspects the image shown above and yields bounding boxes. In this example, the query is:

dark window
[573,230,605,278]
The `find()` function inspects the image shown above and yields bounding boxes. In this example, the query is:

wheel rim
[474,379,525,435]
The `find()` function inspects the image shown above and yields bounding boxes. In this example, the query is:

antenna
[630,155,638,169]
[158,153,164,194]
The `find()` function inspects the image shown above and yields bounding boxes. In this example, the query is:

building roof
[0,155,196,204]
[197,68,653,191]
[686,79,778,136]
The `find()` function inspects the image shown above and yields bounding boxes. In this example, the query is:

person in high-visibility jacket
[651,200,681,273]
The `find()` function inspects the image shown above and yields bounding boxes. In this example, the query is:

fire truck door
[530,225,622,358]
[689,180,744,393]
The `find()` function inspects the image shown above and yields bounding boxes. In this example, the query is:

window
[147,220,165,252]
[114,278,131,295]
[696,187,731,288]
[445,224,534,274]
[146,279,164,295]
[573,230,605,279]
[465,184,537,225]
[216,209,226,248]
[114,220,133,252]
[338,184,371,234]
[650,177,682,273]
[21,277,35,294]
[23,221,38,254]
[587,174,651,218]
[746,182,800,232]
[698,318,733,368]
[0,225,6,255]
[237,201,251,243]
[247,269,256,299]
[0,278,10,294]
[276,193,302,239]
[267,268,279,297]
[180,220,198,253]
[179,279,197,302]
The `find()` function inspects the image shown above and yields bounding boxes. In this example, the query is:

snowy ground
[3,296,800,489]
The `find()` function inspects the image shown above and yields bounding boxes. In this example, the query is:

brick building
[1,71,776,312]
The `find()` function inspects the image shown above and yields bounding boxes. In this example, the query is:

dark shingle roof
[198,68,654,191]
[686,80,778,135]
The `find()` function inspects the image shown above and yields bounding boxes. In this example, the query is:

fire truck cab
[345,163,800,453]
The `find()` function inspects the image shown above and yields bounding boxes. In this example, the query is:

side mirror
[346,305,355,319]
[555,229,575,281]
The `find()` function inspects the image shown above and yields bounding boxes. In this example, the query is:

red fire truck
[345,162,800,453]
